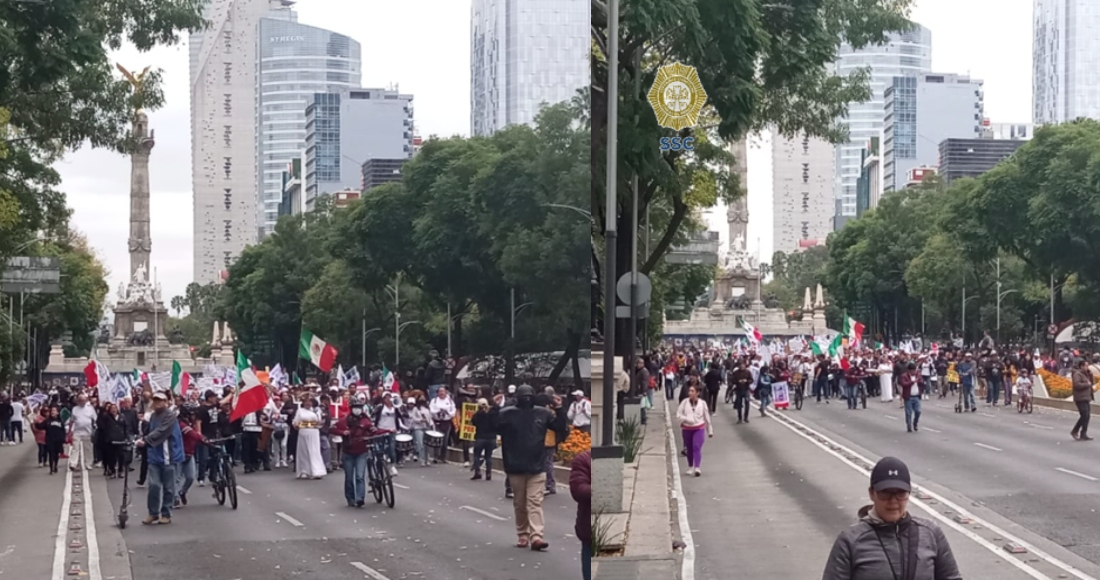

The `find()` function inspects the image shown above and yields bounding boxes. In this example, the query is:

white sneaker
[198,481,205,487]
[694,468,701,477]
[463,461,470,468]
[389,465,399,477]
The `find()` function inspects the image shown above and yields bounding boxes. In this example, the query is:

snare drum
[424,430,444,449]
[395,433,414,452]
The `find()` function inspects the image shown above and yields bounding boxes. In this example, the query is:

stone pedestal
[591,348,625,515]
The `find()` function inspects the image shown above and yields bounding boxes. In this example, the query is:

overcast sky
[708,0,1033,264]
[56,0,472,304]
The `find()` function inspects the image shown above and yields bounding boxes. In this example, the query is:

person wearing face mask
[331,399,378,507]
[822,457,961,580]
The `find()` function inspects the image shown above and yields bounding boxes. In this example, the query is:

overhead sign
[2,257,61,294]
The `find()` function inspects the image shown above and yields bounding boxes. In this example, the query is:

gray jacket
[822,506,962,580]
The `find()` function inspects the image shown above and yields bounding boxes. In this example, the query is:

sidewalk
[593,399,680,580]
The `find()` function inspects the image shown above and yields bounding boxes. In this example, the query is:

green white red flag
[230,351,267,421]
[170,360,191,397]
[299,329,338,372]
[738,317,762,342]
[844,314,865,346]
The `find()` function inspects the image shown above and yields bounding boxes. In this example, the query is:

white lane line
[980,412,996,418]
[921,427,942,433]
[350,561,391,580]
[973,442,1003,452]
[83,471,102,580]
[666,398,695,580]
[771,411,1092,580]
[275,511,304,527]
[1026,422,1054,430]
[51,468,74,580]
[236,485,252,495]
[392,483,410,490]
[460,505,507,521]
[1055,467,1099,482]
[883,415,898,420]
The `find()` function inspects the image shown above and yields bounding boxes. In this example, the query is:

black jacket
[471,407,499,440]
[426,359,447,386]
[496,403,567,475]
[97,413,127,444]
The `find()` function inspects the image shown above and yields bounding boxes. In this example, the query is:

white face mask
[351,408,363,416]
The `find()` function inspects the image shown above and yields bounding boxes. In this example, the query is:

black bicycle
[793,381,804,410]
[203,435,239,509]
[365,433,395,508]
[111,438,136,529]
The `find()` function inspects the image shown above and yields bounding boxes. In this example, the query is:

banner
[458,402,478,441]
[107,374,131,404]
[772,381,790,410]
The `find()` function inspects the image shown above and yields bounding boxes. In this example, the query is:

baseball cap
[572,390,585,397]
[507,384,516,394]
[870,457,911,492]
[152,392,169,401]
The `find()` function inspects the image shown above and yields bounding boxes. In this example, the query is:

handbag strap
[903,519,919,580]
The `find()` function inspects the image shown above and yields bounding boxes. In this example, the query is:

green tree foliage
[764,246,829,313]
[591,0,913,351]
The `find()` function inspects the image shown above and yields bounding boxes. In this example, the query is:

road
[677,392,1100,580]
[0,440,582,580]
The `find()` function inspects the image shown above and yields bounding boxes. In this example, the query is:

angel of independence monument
[46,66,220,378]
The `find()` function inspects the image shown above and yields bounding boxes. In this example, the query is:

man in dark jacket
[425,350,448,392]
[1071,359,1094,441]
[570,449,592,580]
[729,362,755,424]
[497,384,567,552]
[823,457,961,580]
[703,363,722,414]
[136,392,183,525]
[470,398,498,481]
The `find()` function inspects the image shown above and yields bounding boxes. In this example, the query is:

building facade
[362,158,408,191]
[303,88,413,207]
[882,73,983,192]
[772,132,834,253]
[855,136,881,216]
[938,138,1028,185]
[834,25,932,218]
[984,122,1034,140]
[1034,0,1100,124]
[279,157,303,218]
[257,19,361,237]
[190,0,287,284]
[470,0,589,136]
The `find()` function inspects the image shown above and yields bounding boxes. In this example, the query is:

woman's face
[688,386,699,401]
[49,407,59,418]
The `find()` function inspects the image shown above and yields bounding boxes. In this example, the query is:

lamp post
[961,286,979,345]
[385,274,402,368]
[601,0,620,447]
[395,321,420,368]
[361,319,380,367]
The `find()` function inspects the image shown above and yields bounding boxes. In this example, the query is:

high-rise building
[1034,0,1100,124]
[470,0,589,136]
[361,158,408,191]
[855,136,881,217]
[257,19,361,237]
[834,25,932,219]
[303,88,413,208]
[984,122,1034,140]
[938,138,1028,185]
[772,132,834,253]
[882,73,983,192]
[190,0,285,284]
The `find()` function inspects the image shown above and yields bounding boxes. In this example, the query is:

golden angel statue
[116,64,151,112]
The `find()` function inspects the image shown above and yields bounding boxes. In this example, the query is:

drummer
[406,397,433,467]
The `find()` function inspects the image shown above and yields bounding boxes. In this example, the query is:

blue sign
[659,136,694,151]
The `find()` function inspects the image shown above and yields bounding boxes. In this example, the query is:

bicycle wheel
[1025,396,1033,414]
[214,466,227,506]
[226,467,239,510]
[371,459,384,503]
[381,468,395,508]
[860,388,867,409]
[118,509,127,529]
[794,388,803,410]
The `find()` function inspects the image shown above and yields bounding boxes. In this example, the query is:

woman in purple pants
[676,385,713,477]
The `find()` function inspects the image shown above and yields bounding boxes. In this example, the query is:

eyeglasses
[876,489,910,501]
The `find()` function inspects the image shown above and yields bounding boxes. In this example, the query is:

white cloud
[57,0,472,304]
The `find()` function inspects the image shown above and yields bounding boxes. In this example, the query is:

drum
[395,433,414,452]
[424,430,444,449]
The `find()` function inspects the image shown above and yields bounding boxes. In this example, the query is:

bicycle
[793,381,804,410]
[1017,385,1034,414]
[111,437,136,529]
[203,435,239,510]
[854,379,868,409]
[365,433,396,508]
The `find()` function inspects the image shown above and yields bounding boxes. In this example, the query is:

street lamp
[385,274,402,368]
[360,319,381,367]
[541,203,593,221]
[395,321,421,368]
[961,287,980,345]
[510,288,534,340]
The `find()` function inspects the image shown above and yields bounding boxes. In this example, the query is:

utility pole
[961,285,967,345]
[446,302,452,357]
[601,0,620,447]
[361,308,367,367]
[995,257,1001,342]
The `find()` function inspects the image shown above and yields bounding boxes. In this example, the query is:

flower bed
[556,427,592,465]
[1036,368,1100,399]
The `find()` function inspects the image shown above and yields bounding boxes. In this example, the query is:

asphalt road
[0,438,582,580]
[678,392,1100,580]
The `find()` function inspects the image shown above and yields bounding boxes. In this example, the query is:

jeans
[176,455,196,499]
[962,383,976,410]
[682,428,704,468]
[8,421,22,443]
[380,434,397,465]
[147,463,178,518]
[1073,400,1091,437]
[758,389,772,415]
[904,397,922,430]
[242,431,260,470]
[37,442,47,464]
[582,541,592,580]
[988,378,1002,405]
[844,381,858,409]
[271,435,286,464]
[433,422,452,462]
[814,377,829,402]
[664,376,676,400]
[0,419,9,443]
[734,391,750,421]
[342,452,368,505]
[195,444,209,482]
[412,429,427,465]
[472,439,496,475]
[543,447,557,491]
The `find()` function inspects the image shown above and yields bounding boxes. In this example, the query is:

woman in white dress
[292,397,326,479]
[878,358,894,402]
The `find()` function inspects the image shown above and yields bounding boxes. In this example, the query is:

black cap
[870,457,911,492]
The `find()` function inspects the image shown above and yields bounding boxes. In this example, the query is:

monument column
[128,111,155,280]
[727,137,750,249]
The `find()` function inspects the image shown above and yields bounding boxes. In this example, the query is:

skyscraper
[882,73,983,192]
[470,0,589,136]
[833,25,932,219]
[189,0,360,283]
[772,133,834,254]
[1034,0,1100,124]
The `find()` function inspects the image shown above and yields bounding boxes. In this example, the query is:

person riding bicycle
[331,398,381,507]
[1014,368,1033,408]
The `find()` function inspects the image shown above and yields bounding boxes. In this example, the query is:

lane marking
[883,415,898,420]
[973,442,1003,452]
[83,470,102,580]
[980,412,996,418]
[1055,467,1098,482]
[350,561,391,580]
[770,410,1092,580]
[236,485,252,495]
[460,505,507,521]
[921,427,942,433]
[392,483,410,490]
[275,511,304,527]
[1026,422,1054,430]
[51,468,73,580]
[666,399,695,580]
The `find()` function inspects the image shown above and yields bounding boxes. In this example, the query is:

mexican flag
[299,329,338,372]
[170,360,191,397]
[382,364,400,393]
[230,351,267,421]
[829,334,850,370]
[132,369,147,384]
[844,314,865,346]
[738,317,762,343]
[83,360,109,387]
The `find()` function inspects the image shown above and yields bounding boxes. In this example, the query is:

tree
[591,0,912,353]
